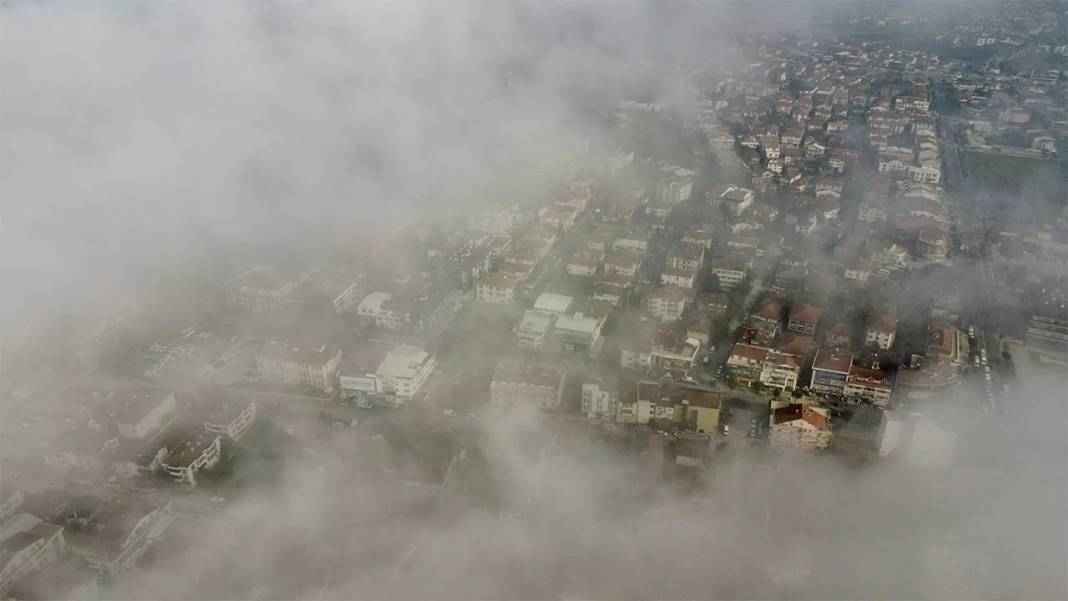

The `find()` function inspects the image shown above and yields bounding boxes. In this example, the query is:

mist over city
[1,1,1066,600]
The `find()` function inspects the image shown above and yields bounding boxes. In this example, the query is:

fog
[1,1,1066,600]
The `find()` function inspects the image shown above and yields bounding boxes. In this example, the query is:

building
[650,331,701,376]
[646,286,692,322]
[69,499,173,578]
[655,167,696,204]
[760,350,802,391]
[105,389,178,441]
[203,394,257,441]
[477,272,522,304]
[1027,308,1068,349]
[660,265,698,289]
[43,429,119,472]
[375,345,437,398]
[533,292,573,314]
[717,185,756,216]
[0,522,67,597]
[707,257,750,290]
[550,313,604,357]
[726,344,769,386]
[769,404,832,450]
[666,242,705,272]
[254,341,341,390]
[489,360,566,410]
[844,365,894,408]
[748,300,783,341]
[468,209,520,236]
[865,315,898,350]
[159,433,222,486]
[222,267,304,314]
[514,310,555,350]
[582,377,621,420]
[787,304,822,336]
[810,349,853,396]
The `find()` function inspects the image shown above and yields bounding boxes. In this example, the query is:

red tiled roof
[790,304,823,324]
[730,343,770,362]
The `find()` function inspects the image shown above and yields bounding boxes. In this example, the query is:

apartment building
[255,341,342,391]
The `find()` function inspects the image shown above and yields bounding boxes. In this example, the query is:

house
[650,330,701,376]
[374,345,438,398]
[612,227,652,253]
[566,249,603,276]
[655,167,696,204]
[550,313,604,357]
[681,227,714,250]
[515,310,555,349]
[760,350,803,391]
[159,433,222,486]
[660,266,698,289]
[777,332,815,357]
[646,285,693,322]
[222,267,305,314]
[477,272,522,304]
[769,404,833,450]
[255,341,342,391]
[825,322,852,348]
[604,249,643,278]
[43,429,119,472]
[717,185,756,217]
[810,349,853,396]
[592,272,631,306]
[844,365,894,408]
[865,314,898,350]
[202,392,257,441]
[726,343,769,386]
[666,242,705,272]
[468,209,520,236]
[489,360,566,410]
[699,291,730,315]
[533,292,573,314]
[618,321,657,371]
[844,259,873,283]
[676,385,722,434]
[0,521,67,597]
[68,498,173,578]
[748,300,783,341]
[582,377,622,420]
[101,389,178,442]
[857,202,889,224]
[787,304,822,336]
[707,257,750,290]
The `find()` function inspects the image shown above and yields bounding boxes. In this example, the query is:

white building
[582,379,620,420]
[533,292,573,314]
[646,286,692,322]
[0,521,66,597]
[203,396,257,441]
[489,360,566,410]
[514,310,555,349]
[865,315,898,350]
[255,341,341,390]
[159,434,222,486]
[477,272,522,304]
[760,351,802,391]
[374,345,437,398]
[110,390,178,441]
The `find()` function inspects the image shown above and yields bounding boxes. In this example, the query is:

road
[940,116,1002,413]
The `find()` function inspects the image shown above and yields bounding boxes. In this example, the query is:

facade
[550,313,604,356]
[489,360,566,410]
[810,349,853,396]
[375,346,437,398]
[660,266,698,289]
[255,341,342,390]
